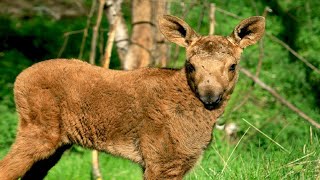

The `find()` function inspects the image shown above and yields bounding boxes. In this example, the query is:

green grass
[44,124,320,179]
[186,125,319,179]
[1,112,318,179]
[47,148,142,180]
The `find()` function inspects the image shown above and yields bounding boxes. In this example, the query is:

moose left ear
[229,16,265,48]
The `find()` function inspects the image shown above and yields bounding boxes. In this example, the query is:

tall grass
[40,120,318,179]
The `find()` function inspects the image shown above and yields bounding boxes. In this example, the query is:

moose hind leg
[0,123,65,180]
[0,87,65,179]
[0,137,55,180]
[20,144,71,180]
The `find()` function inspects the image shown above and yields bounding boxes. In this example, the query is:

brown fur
[0,15,265,180]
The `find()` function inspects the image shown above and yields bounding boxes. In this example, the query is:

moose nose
[200,94,223,109]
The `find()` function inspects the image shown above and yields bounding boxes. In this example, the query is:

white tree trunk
[105,0,129,66]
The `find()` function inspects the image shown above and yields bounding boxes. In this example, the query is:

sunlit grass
[47,148,142,180]
[21,122,316,179]
[185,124,319,179]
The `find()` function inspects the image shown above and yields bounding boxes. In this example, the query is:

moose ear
[158,15,199,47]
[229,16,265,48]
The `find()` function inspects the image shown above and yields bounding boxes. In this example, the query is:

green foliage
[0,105,17,149]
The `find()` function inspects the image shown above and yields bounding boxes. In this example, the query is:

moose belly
[101,139,143,164]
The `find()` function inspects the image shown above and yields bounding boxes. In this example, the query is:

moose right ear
[158,15,199,47]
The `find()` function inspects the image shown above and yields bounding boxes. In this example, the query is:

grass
[42,123,318,180]
[185,126,319,180]
[47,148,143,180]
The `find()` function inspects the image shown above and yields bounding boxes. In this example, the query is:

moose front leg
[140,130,199,180]
[143,158,195,180]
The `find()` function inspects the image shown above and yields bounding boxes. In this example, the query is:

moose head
[159,15,265,110]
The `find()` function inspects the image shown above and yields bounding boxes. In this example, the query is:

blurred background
[0,0,319,179]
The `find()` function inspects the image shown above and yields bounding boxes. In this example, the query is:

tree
[105,0,168,69]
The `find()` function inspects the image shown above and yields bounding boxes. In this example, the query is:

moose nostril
[200,94,223,105]
[213,94,223,104]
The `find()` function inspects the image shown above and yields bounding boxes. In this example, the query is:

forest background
[0,0,319,179]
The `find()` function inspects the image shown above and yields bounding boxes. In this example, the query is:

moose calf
[0,15,265,180]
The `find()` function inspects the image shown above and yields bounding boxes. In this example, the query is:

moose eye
[229,64,237,72]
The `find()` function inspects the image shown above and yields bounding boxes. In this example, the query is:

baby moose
[0,15,265,180]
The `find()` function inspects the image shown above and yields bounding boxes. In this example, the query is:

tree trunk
[151,0,169,67]
[104,0,168,69]
[123,0,153,70]
[105,0,129,65]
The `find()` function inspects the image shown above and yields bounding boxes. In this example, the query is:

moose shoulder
[0,15,265,180]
